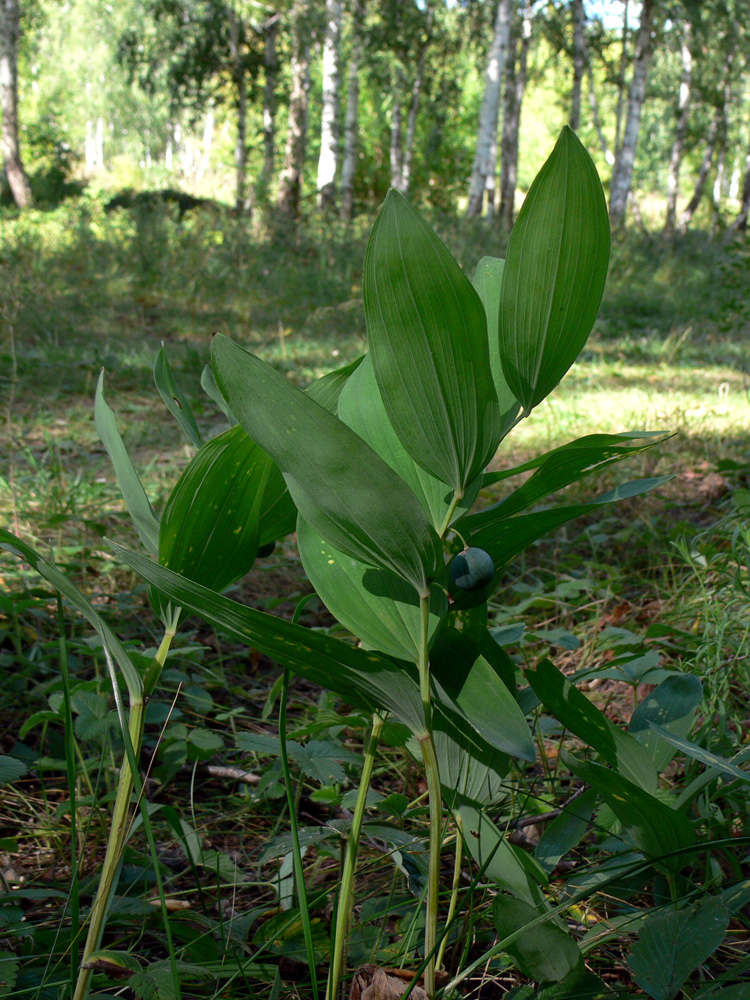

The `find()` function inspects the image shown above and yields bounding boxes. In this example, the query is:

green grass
[2,197,750,999]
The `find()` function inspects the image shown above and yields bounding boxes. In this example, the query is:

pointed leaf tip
[364,190,502,494]
[499,127,610,412]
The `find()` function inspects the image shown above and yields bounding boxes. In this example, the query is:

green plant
[2,127,708,998]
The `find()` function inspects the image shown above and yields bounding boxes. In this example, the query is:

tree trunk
[263,15,280,188]
[711,144,725,231]
[196,107,214,182]
[0,0,32,208]
[278,0,311,217]
[228,7,249,215]
[614,0,629,158]
[466,0,513,217]
[570,0,585,131]
[663,20,692,237]
[316,0,342,209]
[609,0,655,226]
[677,109,720,233]
[499,0,532,232]
[390,65,404,191]
[339,0,363,221]
[400,2,433,197]
[730,130,750,232]
[485,132,497,221]
[400,42,426,195]
[587,59,614,165]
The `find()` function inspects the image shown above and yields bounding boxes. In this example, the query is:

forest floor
[1,196,749,999]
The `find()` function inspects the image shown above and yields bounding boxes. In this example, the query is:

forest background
[3,0,749,231]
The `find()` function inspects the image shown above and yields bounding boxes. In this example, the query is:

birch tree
[263,14,280,189]
[228,6,250,214]
[339,0,363,221]
[569,0,585,131]
[400,3,433,197]
[466,0,513,217]
[663,18,693,236]
[499,0,533,232]
[0,0,32,208]
[278,0,311,216]
[316,0,342,209]
[609,0,655,226]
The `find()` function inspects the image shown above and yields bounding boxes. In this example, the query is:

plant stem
[72,697,145,1000]
[436,814,463,971]
[57,596,80,988]
[279,666,319,1000]
[73,627,175,1000]
[417,593,442,999]
[438,490,464,540]
[327,713,384,1000]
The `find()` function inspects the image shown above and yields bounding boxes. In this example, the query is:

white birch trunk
[316,0,342,209]
[587,60,614,165]
[609,0,655,226]
[570,0,585,131]
[663,20,692,236]
[677,109,720,233]
[196,108,214,182]
[390,67,404,191]
[263,15,279,186]
[466,0,513,217]
[400,1,433,197]
[499,0,532,232]
[400,40,427,196]
[339,0,363,221]
[0,0,31,207]
[614,0,629,158]
[278,0,311,217]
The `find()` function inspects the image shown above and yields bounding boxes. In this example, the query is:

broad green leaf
[0,529,143,703]
[499,126,610,412]
[564,754,696,874]
[255,356,366,546]
[363,189,501,493]
[492,894,583,983]
[297,516,447,662]
[431,628,536,761]
[109,540,427,735]
[483,431,666,487]
[212,335,442,596]
[460,805,549,906]
[305,354,364,412]
[257,459,297,548]
[153,346,203,448]
[525,659,657,792]
[629,675,703,773]
[431,730,508,811]
[337,355,481,534]
[201,364,237,424]
[627,896,729,1000]
[472,255,521,437]
[535,788,597,873]
[159,425,265,593]
[479,432,669,520]
[94,371,159,555]
[457,477,673,585]
[650,726,750,785]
